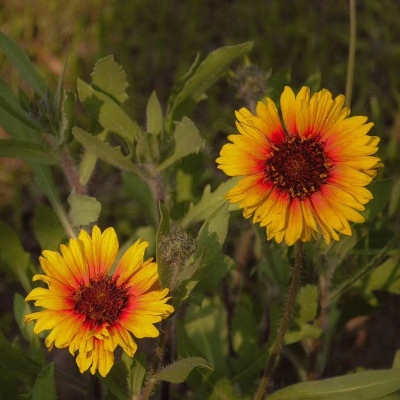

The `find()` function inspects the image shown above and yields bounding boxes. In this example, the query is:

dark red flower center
[72,275,130,325]
[264,136,331,200]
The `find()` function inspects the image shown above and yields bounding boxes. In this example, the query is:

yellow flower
[25,226,174,377]
[216,86,382,246]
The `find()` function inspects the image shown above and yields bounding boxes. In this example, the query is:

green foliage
[0,7,399,399]
[267,369,400,400]
[31,363,57,400]
[68,192,102,227]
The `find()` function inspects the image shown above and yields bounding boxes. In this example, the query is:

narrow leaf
[166,42,253,126]
[32,363,57,400]
[13,293,39,346]
[78,130,108,186]
[157,117,203,171]
[0,31,48,97]
[124,353,147,396]
[91,55,129,104]
[68,193,101,227]
[146,90,163,135]
[267,369,400,400]
[73,127,138,173]
[153,357,213,384]
[0,139,57,164]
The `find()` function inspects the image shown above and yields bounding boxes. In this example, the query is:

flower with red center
[216,86,382,246]
[24,226,174,377]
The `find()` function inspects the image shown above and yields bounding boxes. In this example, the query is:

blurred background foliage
[1,0,400,399]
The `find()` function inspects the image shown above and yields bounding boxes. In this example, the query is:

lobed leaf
[68,192,102,227]
[77,78,142,143]
[157,117,204,171]
[73,127,138,173]
[91,55,129,104]
[181,177,241,228]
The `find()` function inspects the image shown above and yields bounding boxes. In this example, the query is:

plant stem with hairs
[345,0,356,107]
[254,242,304,400]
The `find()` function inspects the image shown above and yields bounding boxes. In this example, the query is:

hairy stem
[140,318,170,400]
[254,242,303,400]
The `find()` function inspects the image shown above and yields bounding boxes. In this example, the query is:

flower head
[25,226,174,377]
[216,86,382,246]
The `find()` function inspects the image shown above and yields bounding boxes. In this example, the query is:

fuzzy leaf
[68,193,101,227]
[32,363,57,400]
[73,127,137,172]
[181,177,241,228]
[91,55,129,104]
[157,117,203,171]
[0,31,48,97]
[0,139,57,164]
[153,357,213,384]
[267,369,400,400]
[146,90,163,135]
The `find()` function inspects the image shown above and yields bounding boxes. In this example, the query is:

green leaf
[123,353,147,396]
[173,203,230,307]
[166,41,253,127]
[365,179,393,221]
[157,117,204,171]
[13,293,40,346]
[77,78,142,143]
[0,220,31,292]
[0,32,48,97]
[156,202,171,289]
[78,130,108,186]
[0,139,57,164]
[73,127,138,173]
[91,55,129,104]
[267,369,400,400]
[146,90,163,135]
[135,132,160,163]
[68,192,101,227]
[32,204,65,251]
[101,361,130,400]
[32,163,76,239]
[181,177,241,228]
[296,284,318,324]
[285,324,322,345]
[388,176,400,217]
[0,78,40,134]
[183,297,228,374]
[32,363,57,400]
[153,357,213,384]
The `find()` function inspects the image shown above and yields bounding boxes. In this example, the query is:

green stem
[254,242,304,400]
[139,318,170,400]
[345,0,356,107]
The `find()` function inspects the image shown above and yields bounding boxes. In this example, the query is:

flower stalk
[254,242,304,400]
